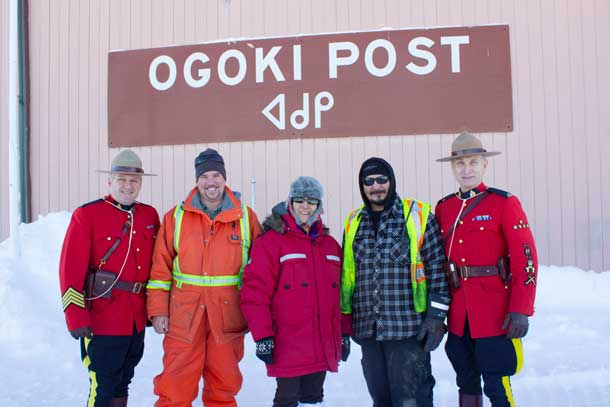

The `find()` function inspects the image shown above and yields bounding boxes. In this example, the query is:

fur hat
[287,176,324,227]
[97,149,156,176]
[288,176,324,200]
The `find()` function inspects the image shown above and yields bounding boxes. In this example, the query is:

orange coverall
[147,187,262,407]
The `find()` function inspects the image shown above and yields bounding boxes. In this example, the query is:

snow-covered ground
[1,212,609,406]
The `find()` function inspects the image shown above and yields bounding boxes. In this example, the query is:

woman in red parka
[240,176,351,407]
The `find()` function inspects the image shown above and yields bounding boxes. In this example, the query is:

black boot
[459,392,483,407]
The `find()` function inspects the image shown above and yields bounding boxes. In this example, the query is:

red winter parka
[240,204,346,378]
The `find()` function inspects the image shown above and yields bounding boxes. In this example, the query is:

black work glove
[255,337,274,365]
[416,318,446,352]
[69,326,93,340]
[341,336,351,362]
[502,312,529,339]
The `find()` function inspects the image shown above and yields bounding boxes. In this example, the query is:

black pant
[445,320,521,407]
[80,326,145,407]
[273,371,326,407]
[357,337,435,407]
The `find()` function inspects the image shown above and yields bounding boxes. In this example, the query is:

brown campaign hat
[97,149,156,176]
[437,132,502,162]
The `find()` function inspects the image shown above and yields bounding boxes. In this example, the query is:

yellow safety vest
[341,198,430,314]
[146,202,251,291]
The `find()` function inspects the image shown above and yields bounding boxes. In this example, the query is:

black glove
[416,318,446,352]
[255,337,274,365]
[341,336,351,362]
[69,326,93,340]
[502,312,529,339]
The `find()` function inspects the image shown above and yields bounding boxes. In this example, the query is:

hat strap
[452,148,486,157]
[111,165,144,174]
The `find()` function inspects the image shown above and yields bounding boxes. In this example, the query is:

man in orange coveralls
[147,148,262,407]
[59,149,160,407]
[435,132,538,407]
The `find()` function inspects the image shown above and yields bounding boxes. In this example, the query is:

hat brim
[436,151,501,162]
[96,170,157,176]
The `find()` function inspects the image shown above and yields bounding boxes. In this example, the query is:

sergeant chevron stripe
[62,287,86,311]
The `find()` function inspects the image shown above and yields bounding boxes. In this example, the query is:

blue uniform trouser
[445,320,523,407]
[356,337,435,407]
[80,326,145,407]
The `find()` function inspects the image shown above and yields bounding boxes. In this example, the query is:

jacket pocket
[167,290,201,343]
[278,253,308,292]
[272,305,315,366]
[227,234,244,272]
[324,254,342,294]
[389,229,410,265]
[220,291,248,334]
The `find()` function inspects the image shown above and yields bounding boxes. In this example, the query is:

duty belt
[99,278,145,294]
[458,265,499,279]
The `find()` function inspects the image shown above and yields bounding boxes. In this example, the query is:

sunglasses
[292,197,320,206]
[363,175,389,186]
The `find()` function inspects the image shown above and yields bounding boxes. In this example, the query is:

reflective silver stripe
[326,255,341,262]
[430,301,450,311]
[279,253,307,263]
[173,273,241,287]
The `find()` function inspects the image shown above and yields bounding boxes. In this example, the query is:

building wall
[21,0,610,270]
[0,1,9,242]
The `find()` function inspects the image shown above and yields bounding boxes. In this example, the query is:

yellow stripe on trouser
[82,337,99,407]
[501,338,524,407]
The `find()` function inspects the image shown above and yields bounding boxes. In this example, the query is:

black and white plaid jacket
[351,195,448,340]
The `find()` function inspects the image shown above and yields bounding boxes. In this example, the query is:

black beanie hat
[360,160,391,179]
[195,148,226,180]
[358,157,396,211]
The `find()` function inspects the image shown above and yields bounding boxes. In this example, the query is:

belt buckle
[461,266,470,279]
[132,282,143,294]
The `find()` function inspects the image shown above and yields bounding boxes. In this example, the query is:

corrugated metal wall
[0,1,9,242]
[16,0,610,270]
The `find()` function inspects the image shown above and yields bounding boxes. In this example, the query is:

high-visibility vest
[146,202,251,291]
[341,198,431,314]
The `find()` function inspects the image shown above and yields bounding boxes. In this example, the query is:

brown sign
[108,25,512,147]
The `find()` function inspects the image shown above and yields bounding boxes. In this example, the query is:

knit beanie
[358,157,396,211]
[360,159,391,179]
[287,176,324,227]
[195,148,226,180]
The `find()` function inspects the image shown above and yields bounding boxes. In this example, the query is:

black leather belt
[97,278,145,294]
[459,265,499,278]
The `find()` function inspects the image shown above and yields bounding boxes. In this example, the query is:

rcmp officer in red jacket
[59,149,160,407]
[435,133,538,407]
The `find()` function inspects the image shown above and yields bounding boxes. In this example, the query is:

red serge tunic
[59,196,160,335]
[240,210,345,378]
[435,184,538,339]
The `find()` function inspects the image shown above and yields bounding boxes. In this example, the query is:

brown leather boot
[459,392,483,407]
[110,396,128,407]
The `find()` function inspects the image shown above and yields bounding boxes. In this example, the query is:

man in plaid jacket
[341,157,450,407]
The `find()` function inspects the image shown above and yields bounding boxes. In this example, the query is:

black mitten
[341,336,351,362]
[255,337,274,365]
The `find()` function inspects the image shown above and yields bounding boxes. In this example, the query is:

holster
[443,261,460,289]
[85,269,116,308]
[497,256,512,284]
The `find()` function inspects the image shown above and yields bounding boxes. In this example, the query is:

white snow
[1,212,609,406]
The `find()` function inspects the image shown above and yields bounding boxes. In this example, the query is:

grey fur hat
[288,176,324,200]
[287,176,324,227]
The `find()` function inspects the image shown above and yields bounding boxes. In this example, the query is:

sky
[0,212,609,406]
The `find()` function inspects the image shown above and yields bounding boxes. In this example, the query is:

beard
[367,191,387,205]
